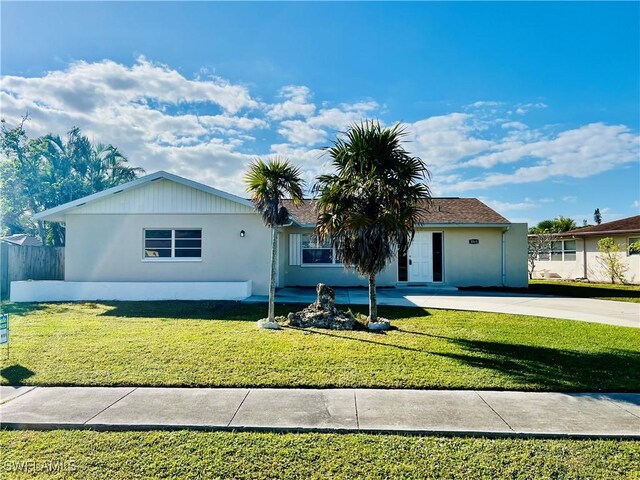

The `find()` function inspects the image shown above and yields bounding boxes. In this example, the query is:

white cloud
[405,113,494,172]
[502,121,528,130]
[479,197,539,212]
[562,196,577,203]
[1,58,638,201]
[469,101,503,108]
[276,100,378,146]
[266,85,316,120]
[515,102,548,115]
[277,120,327,145]
[1,56,257,114]
[461,123,639,179]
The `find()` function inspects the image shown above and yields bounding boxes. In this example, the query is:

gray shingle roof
[282,198,510,225]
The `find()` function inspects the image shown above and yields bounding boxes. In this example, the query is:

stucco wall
[504,223,529,287]
[441,227,501,287]
[279,227,398,287]
[534,235,640,283]
[65,213,272,294]
[280,225,527,288]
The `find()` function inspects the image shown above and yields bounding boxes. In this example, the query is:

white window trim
[300,233,343,267]
[142,228,202,262]
[628,236,640,256]
[538,239,576,262]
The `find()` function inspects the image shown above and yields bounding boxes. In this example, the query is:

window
[144,229,201,259]
[629,237,640,256]
[301,234,340,265]
[542,239,576,261]
[562,240,576,261]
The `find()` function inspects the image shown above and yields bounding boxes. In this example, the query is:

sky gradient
[1,1,639,226]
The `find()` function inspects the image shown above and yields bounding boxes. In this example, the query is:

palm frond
[245,156,305,228]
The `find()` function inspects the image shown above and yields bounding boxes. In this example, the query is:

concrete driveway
[245,287,640,328]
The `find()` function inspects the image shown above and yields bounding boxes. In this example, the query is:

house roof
[33,171,254,222]
[282,198,510,226]
[563,215,640,237]
[1,234,43,246]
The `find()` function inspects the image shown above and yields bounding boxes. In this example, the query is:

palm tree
[315,121,431,324]
[245,158,305,327]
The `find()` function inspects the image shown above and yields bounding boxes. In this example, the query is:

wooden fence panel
[0,243,64,299]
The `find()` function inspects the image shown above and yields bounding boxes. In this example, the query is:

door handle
[409,259,412,265]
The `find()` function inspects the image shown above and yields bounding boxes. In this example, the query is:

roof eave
[566,229,640,237]
[286,222,512,229]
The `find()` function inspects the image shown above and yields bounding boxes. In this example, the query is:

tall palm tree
[245,158,305,326]
[315,121,431,324]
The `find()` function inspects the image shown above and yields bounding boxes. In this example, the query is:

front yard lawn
[462,280,640,303]
[1,301,638,391]
[1,430,638,480]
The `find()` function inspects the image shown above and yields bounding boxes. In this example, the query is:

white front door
[408,231,433,283]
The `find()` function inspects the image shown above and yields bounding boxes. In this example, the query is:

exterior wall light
[240,230,245,237]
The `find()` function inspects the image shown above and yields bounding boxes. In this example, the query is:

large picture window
[144,229,202,259]
[301,234,340,265]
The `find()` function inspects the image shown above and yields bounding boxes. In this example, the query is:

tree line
[0,118,144,245]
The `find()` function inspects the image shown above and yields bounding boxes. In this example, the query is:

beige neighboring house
[532,215,640,283]
[11,171,528,302]
[1,234,43,247]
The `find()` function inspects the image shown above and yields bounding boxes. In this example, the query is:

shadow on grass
[284,325,424,352]
[1,364,35,385]
[95,301,430,321]
[434,338,640,392]
[1,303,51,316]
[345,305,431,320]
[461,283,640,300]
[96,301,305,321]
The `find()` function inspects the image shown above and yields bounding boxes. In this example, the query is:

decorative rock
[257,319,281,330]
[287,283,357,330]
[367,319,391,331]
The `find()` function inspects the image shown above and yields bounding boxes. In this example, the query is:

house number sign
[469,239,480,244]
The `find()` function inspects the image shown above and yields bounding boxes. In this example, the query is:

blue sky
[1,1,638,226]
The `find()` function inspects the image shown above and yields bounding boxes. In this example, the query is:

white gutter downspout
[501,226,510,286]
[582,237,588,279]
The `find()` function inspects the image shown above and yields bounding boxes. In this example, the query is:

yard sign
[0,314,8,345]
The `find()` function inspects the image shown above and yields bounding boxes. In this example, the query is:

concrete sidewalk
[245,287,640,328]
[1,386,639,438]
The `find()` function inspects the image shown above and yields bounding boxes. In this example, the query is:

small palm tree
[245,158,305,326]
[315,121,431,324]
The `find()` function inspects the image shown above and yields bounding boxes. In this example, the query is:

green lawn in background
[462,280,640,303]
[1,301,637,391]
[0,430,638,480]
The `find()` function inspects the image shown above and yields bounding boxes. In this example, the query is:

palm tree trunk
[368,273,377,322]
[268,226,278,322]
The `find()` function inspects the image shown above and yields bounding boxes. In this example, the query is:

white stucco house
[11,171,528,302]
[532,215,640,283]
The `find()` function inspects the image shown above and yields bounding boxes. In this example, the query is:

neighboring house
[1,234,43,247]
[531,215,640,283]
[11,171,528,302]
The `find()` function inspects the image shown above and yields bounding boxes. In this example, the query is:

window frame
[142,228,203,262]
[628,237,640,256]
[537,239,576,262]
[300,233,342,267]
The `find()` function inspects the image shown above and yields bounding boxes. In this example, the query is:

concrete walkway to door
[244,287,639,328]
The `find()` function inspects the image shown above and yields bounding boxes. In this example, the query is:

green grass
[1,430,638,480]
[1,301,638,391]
[462,280,640,303]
